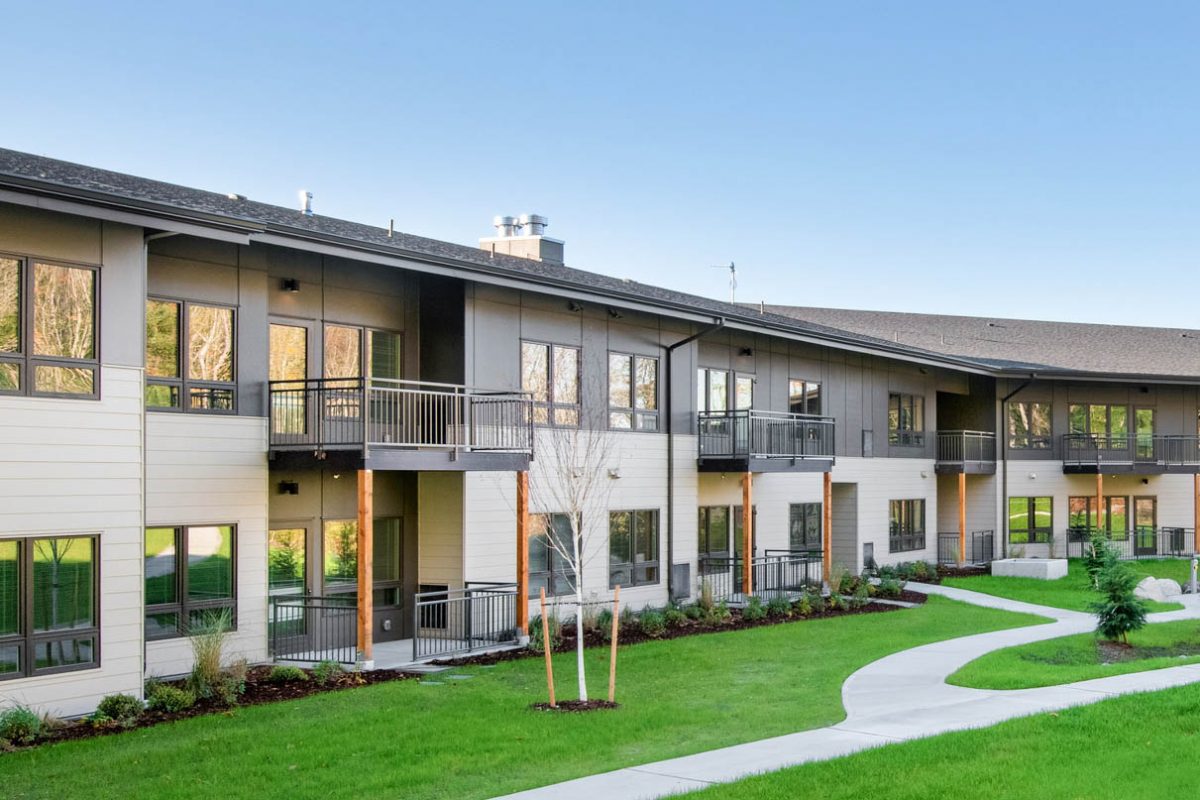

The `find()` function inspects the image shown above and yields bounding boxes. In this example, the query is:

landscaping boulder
[1134,576,1167,603]
[1157,578,1183,598]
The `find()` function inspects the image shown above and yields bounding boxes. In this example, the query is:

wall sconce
[1141,478,1150,485]
[280,278,301,293]
[1028,472,1037,479]
[607,308,623,319]
[277,480,299,495]
[919,470,928,479]
[567,300,583,312]
[608,468,622,480]
[739,347,753,357]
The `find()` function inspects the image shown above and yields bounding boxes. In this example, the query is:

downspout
[664,317,725,601]
[999,375,1035,560]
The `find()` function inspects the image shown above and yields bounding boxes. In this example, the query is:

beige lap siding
[829,456,939,572]
[144,414,269,678]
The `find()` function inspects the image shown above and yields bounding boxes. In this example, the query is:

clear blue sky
[5,2,1199,326]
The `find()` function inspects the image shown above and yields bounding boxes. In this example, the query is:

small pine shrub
[0,707,43,746]
[268,665,309,683]
[95,694,143,727]
[145,683,195,713]
[742,596,767,621]
[639,608,667,637]
[312,659,346,686]
[1092,560,1149,644]
[766,596,792,618]
[663,605,688,627]
[1085,531,1118,588]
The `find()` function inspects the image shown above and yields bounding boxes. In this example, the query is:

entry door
[319,518,407,642]
[1134,498,1158,556]
[267,526,309,645]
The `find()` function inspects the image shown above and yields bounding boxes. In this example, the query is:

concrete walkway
[492,584,1200,800]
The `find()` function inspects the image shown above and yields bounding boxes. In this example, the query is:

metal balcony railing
[697,410,835,461]
[268,378,534,455]
[1062,434,1200,470]
[412,583,519,661]
[935,431,996,468]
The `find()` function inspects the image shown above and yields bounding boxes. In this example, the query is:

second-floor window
[698,368,753,413]
[1068,404,1128,440]
[888,393,924,446]
[1,256,98,398]
[608,353,658,431]
[146,299,236,412]
[1008,401,1052,449]
[522,341,579,427]
[889,499,926,552]
[788,379,821,416]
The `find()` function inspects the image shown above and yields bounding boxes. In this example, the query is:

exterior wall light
[281,278,301,292]
[278,480,299,495]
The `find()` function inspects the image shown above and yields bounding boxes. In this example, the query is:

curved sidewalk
[491,584,1200,800]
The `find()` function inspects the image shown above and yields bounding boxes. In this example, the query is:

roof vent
[227,193,246,201]
[493,215,518,237]
[519,213,548,236]
[299,190,313,216]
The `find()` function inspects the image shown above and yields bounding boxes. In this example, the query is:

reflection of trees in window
[33,263,94,361]
[146,300,235,411]
[269,324,308,382]
[323,520,359,588]
[0,258,18,355]
[144,525,235,639]
[521,341,580,427]
[324,325,361,379]
[608,353,658,430]
[1008,402,1051,448]
[188,305,233,383]
[888,394,924,445]
[268,529,306,594]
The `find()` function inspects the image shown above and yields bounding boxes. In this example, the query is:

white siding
[830,456,940,571]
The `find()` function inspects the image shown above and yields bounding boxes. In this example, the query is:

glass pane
[553,346,578,404]
[528,515,550,573]
[1068,405,1086,435]
[322,520,358,588]
[708,370,727,412]
[0,643,19,676]
[805,382,821,416]
[789,379,805,414]
[609,354,631,409]
[0,540,17,637]
[144,527,178,606]
[145,611,180,640]
[0,361,17,391]
[1033,497,1053,529]
[187,526,234,602]
[1008,498,1028,534]
[1068,497,1091,529]
[521,342,548,402]
[32,538,94,632]
[146,383,180,408]
[145,299,180,378]
[269,324,307,382]
[0,257,19,353]
[706,506,729,554]
[609,512,632,565]
[188,305,234,383]
[1108,497,1128,536]
[188,386,234,411]
[373,518,401,583]
[1031,403,1052,440]
[34,365,94,395]
[268,528,306,595]
[369,330,402,380]
[553,407,578,426]
[912,396,924,432]
[636,413,658,431]
[635,357,657,410]
[189,608,233,633]
[888,394,900,433]
[1136,408,1154,435]
[33,637,94,670]
[735,376,754,410]
[551,514,576,560]
[324,325,361,379]
[1089,405,1108,436]
[374,587,402,607]
[1110,406,1128,437]
[1135,499,1156,528]
[609,411,632,429]
[1008,403,1030,446]
[634,511,657,561]
[33,263,94,359]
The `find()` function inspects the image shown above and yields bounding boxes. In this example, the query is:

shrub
[1085,531,1118,588]
[793,594,813,617]
[312,659,346,686]
[145,683,195,713]
[742,596,767,621]
[95,694,143,727]
[663,605,688,627]
[0,707,43,746]
[767,596,792,618]
[836,571,857,596]
[1092,560,1148,644]
[639,608,667,637]
[619,605,636,629]
[683,603,706,620]
[269,665,309,684]
[188,608,232,700]
[878,577,904,598]
[528,611,563,653]
[698,579,715,611]
[827,593,848,612]
[911,561,934,582]
[850,579,872,609]
[708,601,732,624]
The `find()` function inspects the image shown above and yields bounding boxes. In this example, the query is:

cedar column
[516,470,530,634]
[742,472,753,594]
[356,469,374,663]
[1096,472,1104,535]
[1193,473,1199,555]
[822,471,833,583]
[958,472,967,566]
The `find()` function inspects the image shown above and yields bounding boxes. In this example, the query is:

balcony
[934,430,996,474]
[1061,434,1200,474]
[697,410,835,473]
[268,378,534,471]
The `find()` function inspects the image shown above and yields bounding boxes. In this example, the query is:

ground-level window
[888,499,926,553]
[698,506,729,574]
[1,536,98,679]
[145,525,236,640]
[1068,496,1129,540]
[1008,402,1052,449]
[888,393,925,446]
[1008,497,1052,543]
[789,503,822,551]
[317,519,404,607]
[609,510,660,588]
[529,513,575,598]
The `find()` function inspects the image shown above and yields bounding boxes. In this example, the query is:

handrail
[935,430,996,464]
[1062,433,1200,468]
[697,409,835,461]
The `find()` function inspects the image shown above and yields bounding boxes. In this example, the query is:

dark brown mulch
[935,565,987,581]
[433,595,927,668]
[13,666,416,749]
[531,700,619,713]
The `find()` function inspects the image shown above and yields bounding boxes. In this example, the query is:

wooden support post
[540,587,556,708]
[958,472,967,567]
[608,585,620,703]
[822,471,833,584]
[1096,472,1104,535]
[516,470,530,635]
[1193,474,1199,555]
[742,472,753,595]
[356,469,374,664]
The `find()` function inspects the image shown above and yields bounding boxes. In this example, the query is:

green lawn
[683,683,1200,799]
[2,597,1043,800]
[949,618,1200,689]
[941,558,1183,612]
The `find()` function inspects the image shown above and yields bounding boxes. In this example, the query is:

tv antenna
[711,261,737,303]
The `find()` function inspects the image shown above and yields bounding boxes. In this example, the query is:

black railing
[1062,434,1200,470]
[697,552,821,603]
[412,583,519,661]
[269,378,534,455]
[697,410,835,461]
[270,595,358,664]
[937,530,996,565]
[936,431,996,468]
[1064,527,1197,560]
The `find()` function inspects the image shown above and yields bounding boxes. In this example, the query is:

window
[1008,402,1052,449]
[0,256,98,398]
[146,299,236,412]
[788,379,821,416]
[529,513,575,597]
[0,536,98,679]
[1069,403,1129,441]
[1008,497,1052,544]
[322,520,359,592]
[268,528,306,600]
[735,375,754,410]
[609,510,659,588]
[522,342,579,426]
[888,393,924,446]
[145,525,235,639]
[888,499,926,553]
[1069,496,1129,540]
[698,506,729,574]
[789,503,822,551]
[698,368,729,412]
[608,353,659,431]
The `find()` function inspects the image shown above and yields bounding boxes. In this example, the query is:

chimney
[479,212,564,264]
[299,190,313,216]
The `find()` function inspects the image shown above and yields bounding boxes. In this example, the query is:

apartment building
[1,148,1198,717]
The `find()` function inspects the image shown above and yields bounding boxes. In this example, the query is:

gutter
[999,375,1035,560]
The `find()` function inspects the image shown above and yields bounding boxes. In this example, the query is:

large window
[1008,402,1052,449]
[789,503,822,551]
[1008,497,1052,544]
[529,513,575,597]
[1069,496,1129,540]
[146,299,236,412]
[0,536,98,679]
[145,525,236,640]
[608,353,659,431]
[698,506,730,574]
[522,342,580,427]
[888,499,926,553]
[609,510,659,588]
[0,256,98,398]
[1069,403,1129,440]
[698,369,753,412]
[888,393,924,446]
[788,379,821,416]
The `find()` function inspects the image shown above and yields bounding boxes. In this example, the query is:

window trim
[146,296,238,414]
[0,253,101,401]
[144,524,238,641]
[788,502,823,552]
[1008,496,1053,544]
[888,393,925,446]
[608,509,661,588]
[1007,401,1052,450]
[788,378,822,417]
[521,340,581,428]
[888,499,926,553]
[0,534,101,680]
[607,351,659,432]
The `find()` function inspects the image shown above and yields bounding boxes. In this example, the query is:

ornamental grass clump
[1092,559,1148,644]
[0,706,42,747]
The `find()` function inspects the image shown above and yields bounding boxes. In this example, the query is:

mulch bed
[7,666,416,750]
[531,700,620,713]
[935,565,988,581]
